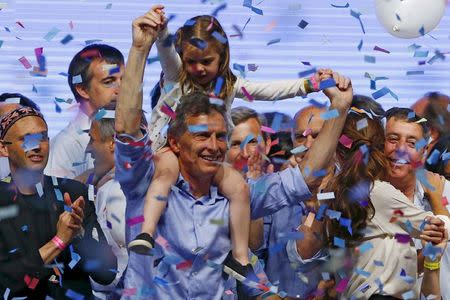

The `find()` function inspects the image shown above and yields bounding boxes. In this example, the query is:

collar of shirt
[73,110,92,132]
[413,180,433,212]
[172,174,225,206]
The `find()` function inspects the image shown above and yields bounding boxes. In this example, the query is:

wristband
[424,259,440,271]
[51,236,66,250]
[304,78,314,94]
[310,75,320,91]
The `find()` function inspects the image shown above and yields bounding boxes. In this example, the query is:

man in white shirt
[45,44,124,179]
[0,93,40,179]
[85,110,127,299]
[384,107,450,299]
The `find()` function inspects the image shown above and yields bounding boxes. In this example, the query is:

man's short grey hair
[231,106,267,128]
[94,117,115,142]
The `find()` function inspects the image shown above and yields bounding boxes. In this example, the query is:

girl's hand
[420,216,446,244]
[132,5,165,50]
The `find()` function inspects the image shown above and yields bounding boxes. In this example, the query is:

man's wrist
[424,258,441,270]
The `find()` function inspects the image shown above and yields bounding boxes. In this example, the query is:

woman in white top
[323,110,448,299]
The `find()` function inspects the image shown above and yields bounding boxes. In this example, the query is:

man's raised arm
[299,73,353,188]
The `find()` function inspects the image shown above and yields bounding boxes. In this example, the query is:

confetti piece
[176,260,193,270]
[358,241,373,254]
[317,192,335,200]
[402,290,415,300]
[247,63,258,71]
[414,50,429,58]
[22,133,45,152]
[304,212,315,227]
[350,10,365,34]
[65,289,84,300]
[72,74,82,84]
[291,145,307,154]
[94,109,107,120]
[339,134,353,148]
[335,277,349,292]
[68,252,81,269]
[54,101,62,113]
[251,6,263,15]
[298,20,308,29]
[189,37,208,50]
[240,134,254,150]
[230,24,243,38]
[126,215,144,226]
[356,118,368,130]
[371,87,390,100]
[160,103,176,119]
[43,27,60,42]
[418,26,425,36]
[325,209,341,220]
[264,20,277,32]
[331,2,349,8]
[188,124,208,133]
[0,205,19,221]
[35,182,44,197]
[261,126,275,134]
[316,204,328,221]
[267,38,281,46]
[212,31,227,44]
[241,86,254,102]
[355,268,371,277]
[69,21,74,30]
[0,40,3,48]
[298,67,317,78]
[213,76,224,96]
[394,233,411,244]
[209,97,224,106]
[18,56,32,69]
[147,56,160,64]
[373,46,390,54]
[320,109,339,120]
[233,63,245,77]
[364,55,376,64]
[24,275,39,289]
[406,70,424,76]
[60,34,73,45]
[105,3,112,9]
[319,78,336,90]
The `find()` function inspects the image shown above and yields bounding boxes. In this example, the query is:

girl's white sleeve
[233,76,308,101]
[156,27,182,83]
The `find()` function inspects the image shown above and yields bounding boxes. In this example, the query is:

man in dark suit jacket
[0,106,117,299]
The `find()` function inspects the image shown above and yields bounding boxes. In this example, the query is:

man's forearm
[116,46,151,138]
[421,266,441,298]
[300,104,348,187]
[39,240,64,264]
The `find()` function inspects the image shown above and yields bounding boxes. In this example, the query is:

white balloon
[375,0,446,38]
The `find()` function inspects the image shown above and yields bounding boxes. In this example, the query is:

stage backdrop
[0,0,449,137]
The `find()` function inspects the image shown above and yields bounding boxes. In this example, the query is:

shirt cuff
[115,132,150,156]
[279,167,312,205]
[286,239,328,265]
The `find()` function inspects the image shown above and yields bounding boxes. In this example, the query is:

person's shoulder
[54,176,89,196]
[0,179,16,205]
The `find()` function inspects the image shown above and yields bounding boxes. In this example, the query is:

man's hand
[132,4,165,50]
[246,149,274,180]
[420,216,446,244]
[56,194,86,244]
[424,171,449,216]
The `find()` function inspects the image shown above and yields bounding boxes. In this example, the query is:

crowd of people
[0,4,449,300]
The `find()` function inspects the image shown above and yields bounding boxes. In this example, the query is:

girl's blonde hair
[175,15,236,100]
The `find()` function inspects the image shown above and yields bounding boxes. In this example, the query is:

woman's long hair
[175,15,236,101]
[325,112,389,247]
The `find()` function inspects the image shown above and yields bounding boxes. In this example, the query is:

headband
[0,106,46,140]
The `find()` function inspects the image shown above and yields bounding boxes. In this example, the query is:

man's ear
[0,141,9,158]
[75,84,90,100]
[168,135,180,155]
[108,138,115,153]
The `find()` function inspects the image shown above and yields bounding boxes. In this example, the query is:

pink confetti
[122,288,137,296]
[34,47,43,59]
[126,215,144,226]
[160,103,176,119]
[442,196,448,206]
[264,20,277,32]
[16,21,25,29]
[302,128,312,137]
[18,56,32,69]
[206,17,214,31]
[155,235,169,249]
[335,277,349,293]
[241,87,254,102]
[225,290,234,295]
[373,45,390,54]
[339,134,353,148]
[261,126,275,134]
[69,21,74,30]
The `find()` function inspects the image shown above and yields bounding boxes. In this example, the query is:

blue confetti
[233,63,246,78]
[184,19,196,26]
[418,26,425,36]
[426,149,441,166]
[350,10,365,34]
[355,268,371,277]
[95,108,106,120]
[326,209,341,220]
[240,134,254,150]
[60,34,73,45]
[189,37,207,50]
[65,289,84,300]
[298,20,308,29]
[320,109,339,120]
[267,38,281,46]
[212,31,227,44]
[333,237,345,248]
[331,2,349,8]
[298,68,317,78]
[364,55,376,64]
[43,27,60,42]
[108,66,121,75]
[357,39,363,51]
[373,260,384,267]
[414,50,429,58]
[211,2,227,17]
[188,124,208,133]
[319,78,336,90]
[316,204,328,221]
[251,6,263,15]
[214,76,224,95]
[22,133,46,152]
[406,70,424,76]
[359,242,373,254]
